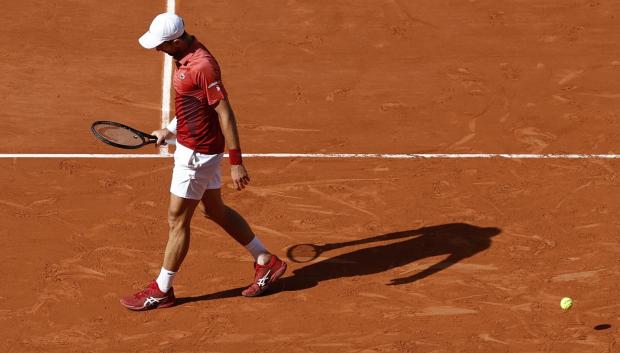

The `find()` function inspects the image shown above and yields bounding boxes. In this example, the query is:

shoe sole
[120,298,176,311]
[242,262,287,297]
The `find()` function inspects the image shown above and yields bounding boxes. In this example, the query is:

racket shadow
[277,222,501,292]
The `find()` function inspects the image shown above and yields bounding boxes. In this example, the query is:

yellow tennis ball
[560,297,573,310]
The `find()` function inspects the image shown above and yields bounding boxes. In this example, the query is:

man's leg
[200,188,259,249]
[154,194,200,294]
[120,194,199,311]
[200,188,286,297]
[163,194,201,271]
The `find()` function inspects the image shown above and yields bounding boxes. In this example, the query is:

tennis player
[120,13,287,310]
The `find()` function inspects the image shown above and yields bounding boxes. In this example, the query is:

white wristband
[166,117,177,134]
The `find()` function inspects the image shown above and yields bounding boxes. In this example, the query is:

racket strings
[93,124,145,147]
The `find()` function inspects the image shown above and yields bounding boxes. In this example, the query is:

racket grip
[164,138,177,146]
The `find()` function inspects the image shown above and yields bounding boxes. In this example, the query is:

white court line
[1,153,620,159]
[159,0,176,156]
[245,153,620,159]
[0,154,170,159]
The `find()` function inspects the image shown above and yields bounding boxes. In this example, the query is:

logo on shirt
[208,80,221,91]
[179,73,186,80]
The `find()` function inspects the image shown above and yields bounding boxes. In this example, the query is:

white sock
[156,267,176,293]
[245,237,268,262]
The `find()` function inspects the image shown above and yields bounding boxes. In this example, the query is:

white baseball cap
[139,13,185,49]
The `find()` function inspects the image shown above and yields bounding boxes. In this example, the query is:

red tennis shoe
[242,255,287,297]
[120,280,175,311]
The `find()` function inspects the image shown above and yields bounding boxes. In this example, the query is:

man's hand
[231,164,250,190]
[150,128,174,147]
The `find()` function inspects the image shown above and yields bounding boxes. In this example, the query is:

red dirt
[2,1,620,352]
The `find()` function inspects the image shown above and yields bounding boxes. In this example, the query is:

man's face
[156,40,180,56]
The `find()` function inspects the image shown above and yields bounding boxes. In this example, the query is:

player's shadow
[280,222,501,291]
[175,223,500,305]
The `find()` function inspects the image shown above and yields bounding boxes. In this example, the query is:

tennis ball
[560,297,573,310]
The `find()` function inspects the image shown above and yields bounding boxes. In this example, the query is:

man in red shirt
[120,13,287,311]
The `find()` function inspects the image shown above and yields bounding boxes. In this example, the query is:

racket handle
[164,138,176,146]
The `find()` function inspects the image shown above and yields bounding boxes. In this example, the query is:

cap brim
[138,31,164,49]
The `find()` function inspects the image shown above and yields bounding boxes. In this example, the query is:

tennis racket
[286,243,339,263]
[91,120,160,149]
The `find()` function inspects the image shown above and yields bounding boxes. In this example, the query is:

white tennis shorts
[170,142,223,200]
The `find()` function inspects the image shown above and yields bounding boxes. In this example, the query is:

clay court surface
[2,0,620,352]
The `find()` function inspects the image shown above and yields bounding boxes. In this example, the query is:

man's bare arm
[215,99,241,150]
[215,99,250,190]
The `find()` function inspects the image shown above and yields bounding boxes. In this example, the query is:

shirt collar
[176,36,201,66]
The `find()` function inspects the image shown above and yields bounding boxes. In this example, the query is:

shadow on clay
[175,223,501,305]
